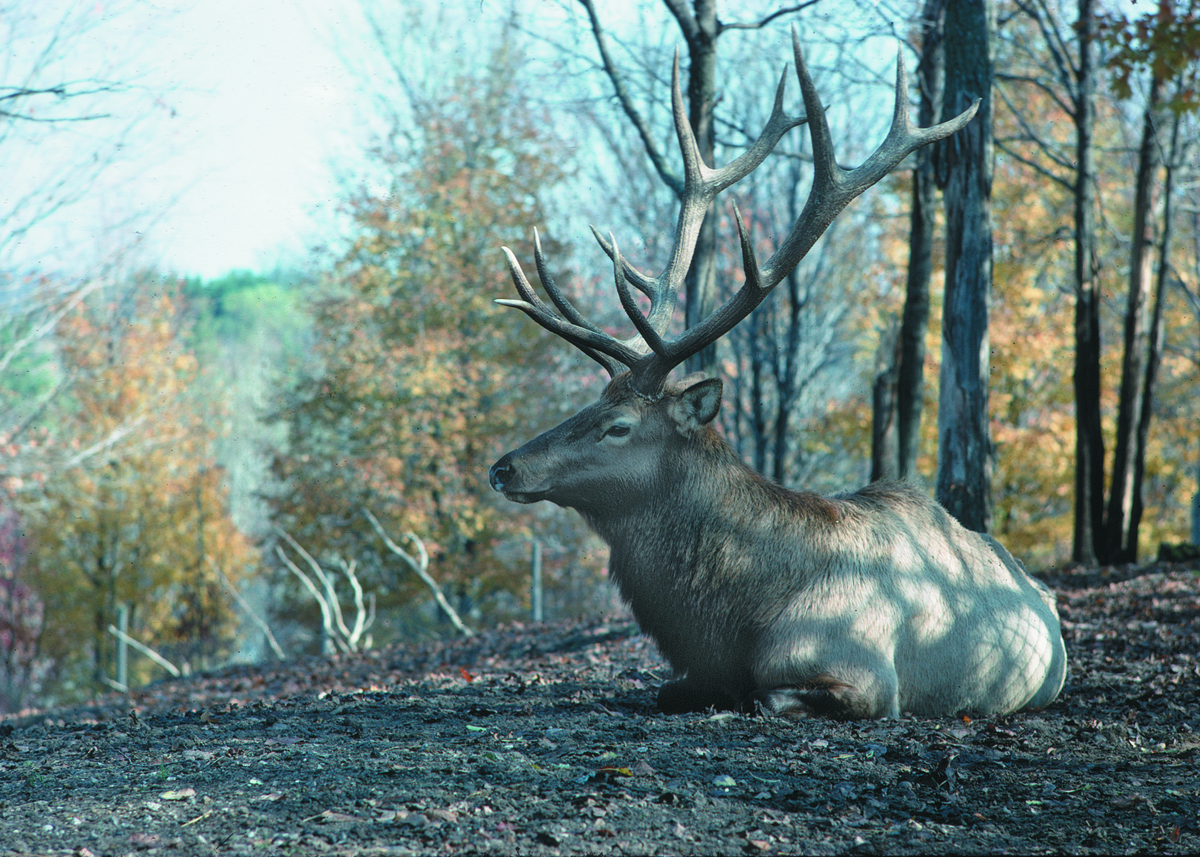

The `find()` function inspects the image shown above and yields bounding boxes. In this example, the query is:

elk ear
[669,377,722,433]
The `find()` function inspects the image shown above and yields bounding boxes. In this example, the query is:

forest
[1,0,1198,715]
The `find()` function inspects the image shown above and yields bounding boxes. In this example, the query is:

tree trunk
[934,0,995,533]
[871,321,901,482]
[1105,77,1162,564]
[1194,436,1200,545]
[770,269,802,486]
[748,306,769,476]
[1072,0,1105,565]
[1126,97,1179,562]
[896,0,944,481]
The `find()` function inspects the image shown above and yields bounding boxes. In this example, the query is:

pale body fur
[489,33,1064,719]
[491,375,1067,719]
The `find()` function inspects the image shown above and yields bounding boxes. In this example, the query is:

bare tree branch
[362,507,473,638]
[276,530,375,653]
[995,71,1074,119]
[275,541,340,652]
[107,624,181,677]
[1012,0,1079,101]
[994,81,1076,182]
[578,0,684,197]
[0,82,121,122]
[210,557,286,661]
[52,416,148,474]
[995,136,1074,191]
[717,1,825,34]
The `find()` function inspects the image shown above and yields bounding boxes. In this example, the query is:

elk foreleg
[656,677,741,714]
[747,671,900,720]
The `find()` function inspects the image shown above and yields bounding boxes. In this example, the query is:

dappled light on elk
[489,30,1066,720]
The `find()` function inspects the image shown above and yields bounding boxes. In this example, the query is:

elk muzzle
[488,455,515,494]
[488,448,545,504]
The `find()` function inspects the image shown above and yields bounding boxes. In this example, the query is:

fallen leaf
[305,809,361,823]
[588,766,632,784]
[1111,793,1150,810]
[160,788,196,801]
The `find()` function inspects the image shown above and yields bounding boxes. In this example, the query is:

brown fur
[490,374,1067,720]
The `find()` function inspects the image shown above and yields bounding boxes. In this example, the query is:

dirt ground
[1,559,1197,856]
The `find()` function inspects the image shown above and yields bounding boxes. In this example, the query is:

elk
[489,32,1067,719]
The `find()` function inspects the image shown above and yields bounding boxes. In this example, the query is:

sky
[134,0,363,279]
[2,0,377,281]
[3,0,882,283]
[140,0,359,278]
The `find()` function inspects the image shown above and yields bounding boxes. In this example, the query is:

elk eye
[603,423,631,439]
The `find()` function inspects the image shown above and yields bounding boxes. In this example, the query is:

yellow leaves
[14,282,257,699]
[265,48,608,635]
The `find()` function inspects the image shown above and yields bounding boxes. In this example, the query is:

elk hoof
[748,683,879,720]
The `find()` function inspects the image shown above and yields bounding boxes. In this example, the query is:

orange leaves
[17,282,256,697]
[268,47,603,633]
[1099,2,1200,110]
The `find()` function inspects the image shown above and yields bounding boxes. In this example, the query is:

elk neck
[577,422,847,582]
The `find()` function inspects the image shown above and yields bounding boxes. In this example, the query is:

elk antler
[499,28,979,398]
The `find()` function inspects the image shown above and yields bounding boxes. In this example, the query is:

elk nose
[489,457,513,492]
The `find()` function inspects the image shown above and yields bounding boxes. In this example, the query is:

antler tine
[496,29,979,397]
[531,229,606,336]
[498,247,633,377]
[651,48,805,307]
[642,28,980,393]
[573,50,806,395]
[660,205,766,369]
[589,227,657,296]
[757,29,979,287]
[607,234,665,358]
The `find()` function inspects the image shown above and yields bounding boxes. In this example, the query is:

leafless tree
[576,0,830,377]
[2,1,171,495]
[276,531,376,655]
[0,1,163,266]
[1000,0,1198,561]
[0,274,148,495]
[894,0,945,481]
[934,0,995,533]
[999,0,1104,562]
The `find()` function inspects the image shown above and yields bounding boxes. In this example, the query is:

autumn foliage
[15,286,256,701]
[268,48,604,637]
